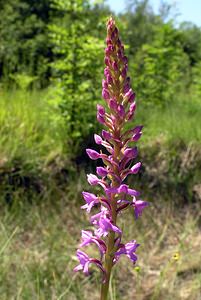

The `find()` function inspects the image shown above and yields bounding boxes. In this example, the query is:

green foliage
[132,22,190,106]
[0,0,199,185]
[121,0,162,55]
[49,0,106,157]
[0,3,201,296]
[191,62,201,99]
[0,0,53,86]
[0,88,65,170]
[136,97,201,145]
[0,88,200,178]
[179,22,201,66]
[10,73,38,90]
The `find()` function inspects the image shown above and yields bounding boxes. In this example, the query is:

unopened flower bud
[105,47,110,56]
[102,79,108,89]
[87,174,99,185]
[108,45,114,53]
[104,67,110,77]
[122,56,128,64]
[117,50,123,59]
[97,114,105,124]
[125,89,135,103]
[106,74,113,85]
[127,102,136,120]
[133,125,143,134]
[121,67,127,78]
[117,104,125,118]
[94,134,103,145]
[112,61,118,71]
[102,130,112,140]
[130,162,141,174]
[112,27,118,38]
[86,149,101,160]
[131,133,142,142]
[97,104,105,116]
[96,167,108,177]
[104,57,110,66]
[124,147,138,159]
[102,88,110,100]
[124,83,130,93]
[109,99,118,111]
[106,37,112,45]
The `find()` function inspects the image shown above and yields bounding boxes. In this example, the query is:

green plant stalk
[100,145,119,300]
[100,212,116,299]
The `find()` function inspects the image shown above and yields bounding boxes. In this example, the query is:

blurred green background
[0,0,200,299]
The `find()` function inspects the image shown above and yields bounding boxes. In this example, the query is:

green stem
[100,231,115,300]
[100,213,117,300]
[100,143,119,300]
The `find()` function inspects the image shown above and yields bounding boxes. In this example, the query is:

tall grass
[0,88,200,298]
[137,95,201,146]
[0,88,65,170]
[0,188,200,300]
[0,88,200,172]
[0,88,200,207]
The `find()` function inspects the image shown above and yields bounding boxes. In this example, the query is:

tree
[49,0,107,157]
[179,22,201,66]
[131,22,190,106]
[0,0,53,86]
[120,0,162,56]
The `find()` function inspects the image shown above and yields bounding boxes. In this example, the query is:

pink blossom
[74,18,148,295]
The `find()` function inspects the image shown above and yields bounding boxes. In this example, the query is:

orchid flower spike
[74,17,149,300]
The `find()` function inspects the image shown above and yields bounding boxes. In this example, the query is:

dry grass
[0,189,200,300]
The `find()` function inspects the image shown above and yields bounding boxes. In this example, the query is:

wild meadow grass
[137,95,201,146]
[0,88,65,169]
[0,88,200,173]
[0,181,200,300]
[0,88,200,299]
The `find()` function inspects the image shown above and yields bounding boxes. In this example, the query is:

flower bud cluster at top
[74,17,149,280]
